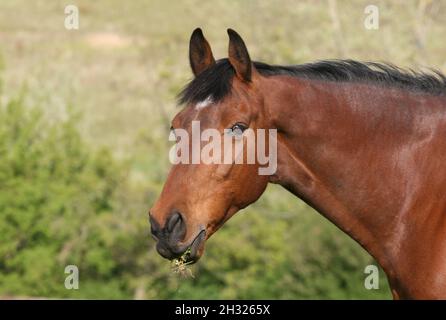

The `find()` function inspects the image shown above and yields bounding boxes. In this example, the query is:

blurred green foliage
[0,90,127,297]
[2,0,444,299]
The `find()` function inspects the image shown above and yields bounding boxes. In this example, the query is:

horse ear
[227,29,252,82]
[189,28,215,77]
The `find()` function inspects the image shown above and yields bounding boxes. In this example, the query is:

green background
[1,0,445,299]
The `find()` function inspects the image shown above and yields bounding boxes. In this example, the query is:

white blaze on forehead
[195,96,213,110]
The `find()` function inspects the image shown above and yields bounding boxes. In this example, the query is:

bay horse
[149,28,446,299]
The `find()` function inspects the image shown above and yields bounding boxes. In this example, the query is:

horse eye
[230,123,247,135]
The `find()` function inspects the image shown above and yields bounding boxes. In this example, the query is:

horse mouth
[176,229,206,264]
[188,229,207,262]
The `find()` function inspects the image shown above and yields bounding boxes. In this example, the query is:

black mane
[178,58,446,105]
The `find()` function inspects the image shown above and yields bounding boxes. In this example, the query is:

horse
[149,28,446,299]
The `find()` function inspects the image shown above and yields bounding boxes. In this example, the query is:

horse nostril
[166,211,186,242]
[167,212,181,233]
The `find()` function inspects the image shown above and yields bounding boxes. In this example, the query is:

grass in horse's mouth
[171,247,194,278]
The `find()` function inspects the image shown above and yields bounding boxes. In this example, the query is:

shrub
[0,90,126,298]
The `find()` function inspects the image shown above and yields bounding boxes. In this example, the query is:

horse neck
[261,75,446,277]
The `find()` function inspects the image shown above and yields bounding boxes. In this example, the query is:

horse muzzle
[150,211,206,262]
